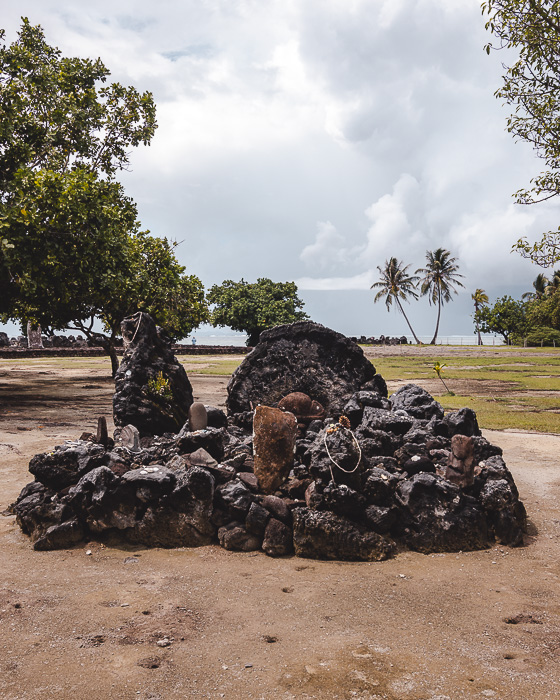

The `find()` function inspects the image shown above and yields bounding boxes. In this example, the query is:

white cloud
[300,221,347,269]
[296,271,374,291]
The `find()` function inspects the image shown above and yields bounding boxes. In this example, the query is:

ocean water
[186,332,248,347]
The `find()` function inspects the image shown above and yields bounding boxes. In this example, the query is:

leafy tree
[0,19,158,338]
[472,288,489,345]
[0,18,156,187]
[65,232,209,376]
[0,21,208,374]
[416,248,464,345]
[520,325,560,346]
[482,1,560,265]
[0,169,207,374]
[475,295,532,342]
[526,287,560,332]
[371,257,421,344]
[0,168,137,325]
[545,269,560,295]
[207,278,309,346]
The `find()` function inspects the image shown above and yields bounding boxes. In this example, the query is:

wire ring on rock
[323,424,362,483]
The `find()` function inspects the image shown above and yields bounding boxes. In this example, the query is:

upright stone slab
[26,322,43,349]
[227,322,377,417]
[253,406,298,494]
[113,312,194,436]
[445,434,475,488]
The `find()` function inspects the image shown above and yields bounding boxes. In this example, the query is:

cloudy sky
[1,0,557,341]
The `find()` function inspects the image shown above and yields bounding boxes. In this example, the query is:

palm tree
[522,273,549,300]
[545,270,560,296]
[371,257,421,344]
[416,248,464,345]
[472,288,489,346]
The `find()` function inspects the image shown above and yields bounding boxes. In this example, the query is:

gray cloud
[0,0,551,339]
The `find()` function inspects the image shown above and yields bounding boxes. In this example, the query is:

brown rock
[445,434,475,487]
[262,495,292,525]
[218,522,261,551]
[253,406,297,494]
[238,472,259,491]
[278,392,325,425]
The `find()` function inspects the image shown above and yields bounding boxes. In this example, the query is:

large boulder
[396,473,488,553]
[226,321,377,417]
[389,384,444,420]
[293,508,395,561]
[113,312,194,436]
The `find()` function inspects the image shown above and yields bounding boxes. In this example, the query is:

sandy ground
[1,358,560,699]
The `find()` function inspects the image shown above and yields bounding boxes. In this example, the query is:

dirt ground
[1,357,560,699]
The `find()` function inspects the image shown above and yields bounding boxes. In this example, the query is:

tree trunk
[107,343,120,378]
[474,302,483,345]
[247,330,261,347]
[396,299,422,344]
[430,293,442,345]
[96,336,120,377]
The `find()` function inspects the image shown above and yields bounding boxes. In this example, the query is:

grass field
[371,347,560,433]
[180,346,560,433]
[2,346,559,433]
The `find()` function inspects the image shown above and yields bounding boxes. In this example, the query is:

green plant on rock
[146,372,173,402]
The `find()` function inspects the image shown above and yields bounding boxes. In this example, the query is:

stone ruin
[11,316,527,561]
[355,334,408,346]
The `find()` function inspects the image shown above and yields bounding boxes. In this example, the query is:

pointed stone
[96,416,109,446]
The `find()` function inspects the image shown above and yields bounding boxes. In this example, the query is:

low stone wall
[0,345,248,358]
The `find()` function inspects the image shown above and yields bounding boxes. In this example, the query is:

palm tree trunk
[430,292,442,345]
[474,302,483,345]
[396,298,422,344]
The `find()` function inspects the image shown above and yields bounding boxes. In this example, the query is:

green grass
[373,347,560,433]
[4,347,560,433]
[180,357,244,376]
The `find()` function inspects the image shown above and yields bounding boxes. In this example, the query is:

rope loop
[323,421,362,484]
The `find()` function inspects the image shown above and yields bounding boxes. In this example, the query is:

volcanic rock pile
[12,319,526,561]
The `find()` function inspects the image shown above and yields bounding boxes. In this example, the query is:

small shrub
[513,326,560,347]
[146,371,173,401]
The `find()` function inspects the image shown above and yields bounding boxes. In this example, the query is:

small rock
[188,402,208,432]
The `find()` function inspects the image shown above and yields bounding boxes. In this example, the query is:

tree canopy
[66,232,209,375]
[483,1,560,265]
[0,20,207,373]
[207,278,309,346]
[0,18,156,186]
[475,294,532,342]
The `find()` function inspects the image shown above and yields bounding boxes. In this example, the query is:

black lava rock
[113,312,194,436]
[226,321,376,416]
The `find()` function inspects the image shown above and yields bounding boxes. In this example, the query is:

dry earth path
[0,359,559,699]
